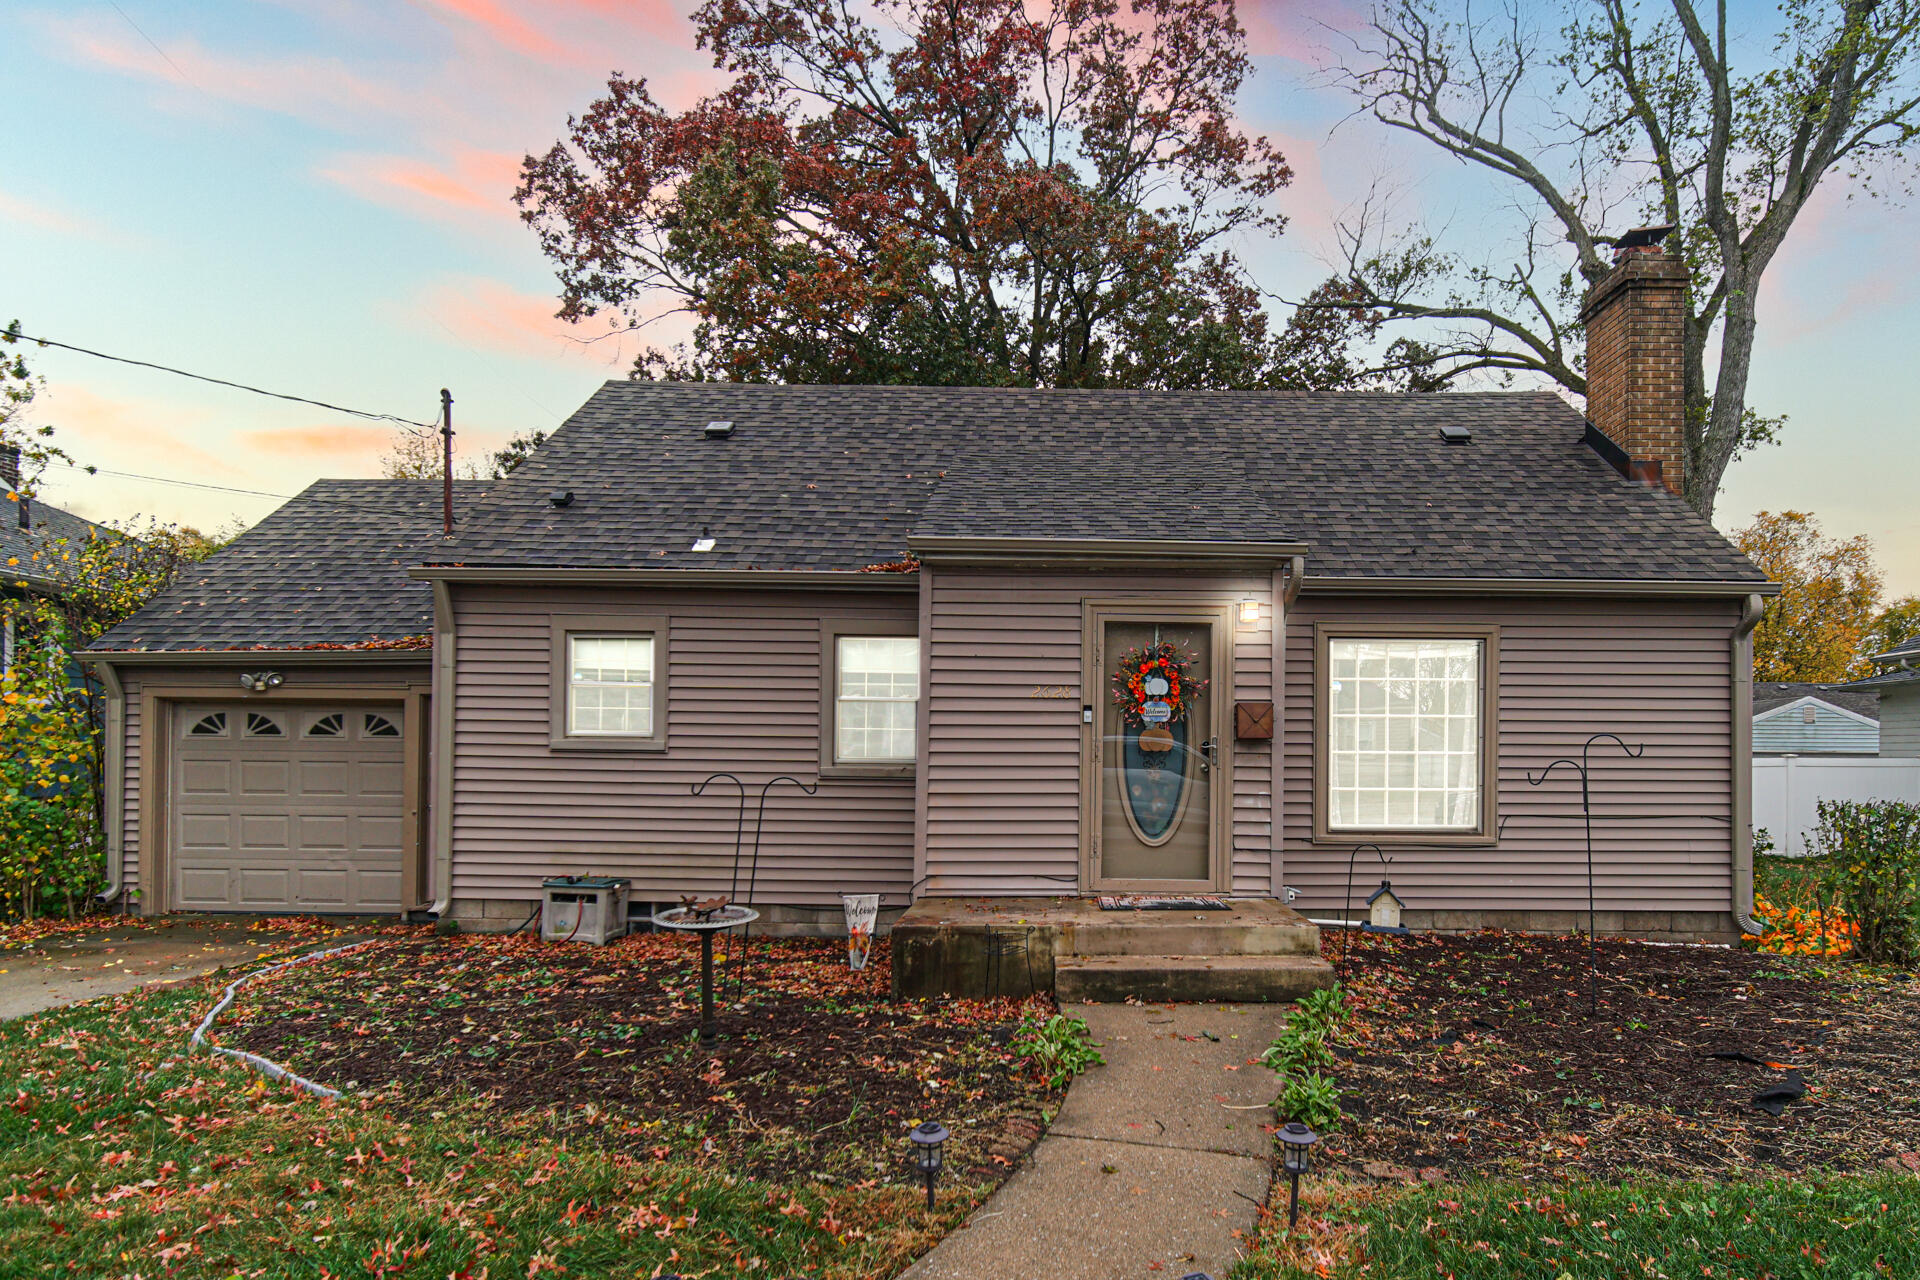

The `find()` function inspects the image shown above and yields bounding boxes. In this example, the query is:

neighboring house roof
[88,479,487,653]
[1840,666,1920,692]
[1875,633,1920,662]
[433,384,1769,584]
[0,492,118,591]
[1752,682,1880,721]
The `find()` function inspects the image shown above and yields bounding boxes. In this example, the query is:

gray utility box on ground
[540,876,632,945]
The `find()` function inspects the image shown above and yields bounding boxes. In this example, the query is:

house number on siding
[1031,685,1076,699]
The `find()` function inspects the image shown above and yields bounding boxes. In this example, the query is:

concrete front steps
[1055,953,1333,1003]
[891,896,1335,1002]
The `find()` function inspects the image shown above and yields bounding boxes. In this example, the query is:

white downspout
[1731,593,1765,934]
[95,659,127,909]
[428,579,457,917]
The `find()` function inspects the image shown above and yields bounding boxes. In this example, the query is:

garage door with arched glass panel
[170,703,405,913]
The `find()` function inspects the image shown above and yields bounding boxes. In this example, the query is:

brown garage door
[170,703,406,913]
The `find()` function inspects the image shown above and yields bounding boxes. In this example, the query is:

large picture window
[835,636,919,763]
[1316,627,1496,842]
[550,614,667,749]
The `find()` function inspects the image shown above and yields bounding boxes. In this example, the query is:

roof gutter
[1300,575,1780,598]
[94,658,126,910]
[1731,592,1767,936]
[75,647,430,665]
[428,579,457,919]
[909,536,1309,569]
[410,567,918,591]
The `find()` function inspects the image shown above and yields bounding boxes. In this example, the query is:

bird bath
[651,905,760,1043]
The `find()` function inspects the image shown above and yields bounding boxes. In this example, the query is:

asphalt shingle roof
[438,383,1767,583]
[90,479,487,653]
[0,494,116,589]
[1752,682,1880,721]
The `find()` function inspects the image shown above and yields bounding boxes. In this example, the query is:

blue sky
[6,0,1916,593]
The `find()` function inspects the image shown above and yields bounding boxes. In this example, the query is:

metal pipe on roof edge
[94,659,126,909]
[1731,592,1766,935]
[1282,555,1306,606]
[428,579,456,918]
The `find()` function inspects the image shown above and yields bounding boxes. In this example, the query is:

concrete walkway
[903,1002,1284,1280]
[0,918,310,1021]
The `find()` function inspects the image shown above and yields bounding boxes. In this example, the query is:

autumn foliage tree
[517,0,1376,388]
[1737,510,1884,683]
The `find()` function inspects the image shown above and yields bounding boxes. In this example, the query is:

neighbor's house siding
[115,661,427,904]
[1881,684,1920,760]
[1281,594,1741,915]
[446,585,919,908]
[920,568,1278,896]
[1751,700,1879,755]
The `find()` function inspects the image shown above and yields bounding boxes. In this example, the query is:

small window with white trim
[1317,628,1496,842]
[832,635,919,765]
[567,635,656,737]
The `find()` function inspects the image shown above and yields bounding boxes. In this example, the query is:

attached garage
[77,476,479,918]
[170,702,408,913]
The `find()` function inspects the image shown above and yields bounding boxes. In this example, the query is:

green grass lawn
[0,953,996,1279]
[1233,1173,1920,1279]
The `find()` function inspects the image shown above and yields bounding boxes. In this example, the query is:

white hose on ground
[188,938,381,1099]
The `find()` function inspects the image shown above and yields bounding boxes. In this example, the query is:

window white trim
[549,613,668,750]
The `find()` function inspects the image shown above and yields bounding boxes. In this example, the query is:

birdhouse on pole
[1366,881,1405,930]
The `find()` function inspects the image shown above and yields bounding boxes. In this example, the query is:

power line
[4,328,439,429]
[43,460,468,519]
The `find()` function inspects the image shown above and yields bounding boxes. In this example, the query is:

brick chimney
[1579,225,1687,497]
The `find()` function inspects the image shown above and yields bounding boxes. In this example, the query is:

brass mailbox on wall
[1234,700,1274,741]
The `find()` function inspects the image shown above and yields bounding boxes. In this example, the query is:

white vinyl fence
[1752,756,1920,856]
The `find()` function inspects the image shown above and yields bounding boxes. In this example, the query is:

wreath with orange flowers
[1111,641,1207,728]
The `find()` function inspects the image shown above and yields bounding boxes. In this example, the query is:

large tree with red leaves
[517,0,1365,387]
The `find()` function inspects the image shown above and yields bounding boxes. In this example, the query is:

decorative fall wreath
[1110,640,1208,729]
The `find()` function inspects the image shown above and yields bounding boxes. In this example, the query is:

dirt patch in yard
[220,932,1058,1188]
[1321,930,1920,1181]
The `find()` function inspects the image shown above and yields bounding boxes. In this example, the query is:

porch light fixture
[1279,1121,1319,1229]
[909,1120,949,1211]
[1238,598,1260,625]
[238,671,283,692]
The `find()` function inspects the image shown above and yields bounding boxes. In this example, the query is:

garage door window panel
[550,614,668,750]
[244,712,284,738]
[306,713,345,738]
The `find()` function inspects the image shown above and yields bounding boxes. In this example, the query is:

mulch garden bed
[220,931,1058,1188]
[1319,930,1920,1182]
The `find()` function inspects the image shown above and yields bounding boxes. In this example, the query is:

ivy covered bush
[1810,799,1920,965]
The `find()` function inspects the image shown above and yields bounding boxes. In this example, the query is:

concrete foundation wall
[444,896,904,938]
[1396,907,1741,944]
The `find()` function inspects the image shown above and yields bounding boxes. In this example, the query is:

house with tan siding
[81,237,1776,999]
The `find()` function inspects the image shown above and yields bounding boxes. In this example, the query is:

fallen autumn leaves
[1,929,1063,1279]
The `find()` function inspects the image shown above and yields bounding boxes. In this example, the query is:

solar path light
[909,1120,949,1211]
[1278,1121,1320,1230]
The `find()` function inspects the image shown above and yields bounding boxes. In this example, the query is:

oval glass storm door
[1099,618,1213,883]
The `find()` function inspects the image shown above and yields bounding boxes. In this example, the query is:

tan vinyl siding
[923,570,1276,896]
[1283,595,1740,914]
[117,663,427,902]
[449,586,918,906]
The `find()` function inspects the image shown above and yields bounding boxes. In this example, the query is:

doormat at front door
[1096,895,1231,911]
